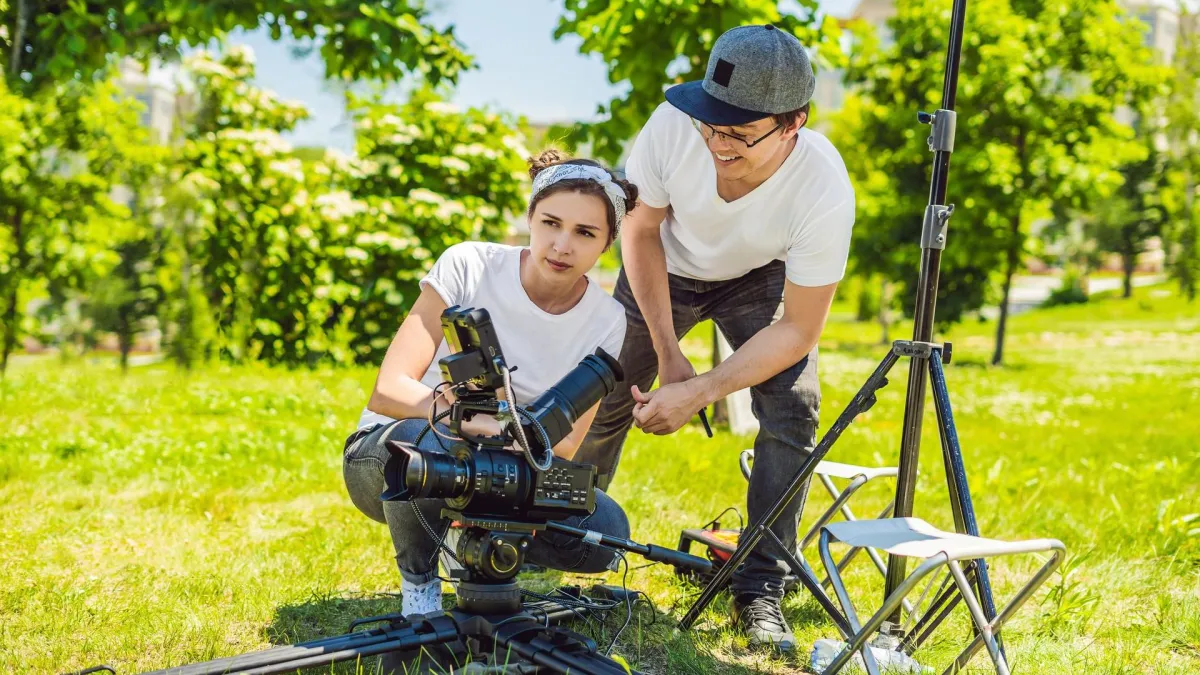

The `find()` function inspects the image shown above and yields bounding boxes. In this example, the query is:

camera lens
[382,441,471,501]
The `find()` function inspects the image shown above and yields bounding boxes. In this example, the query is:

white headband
[530,163,626,226]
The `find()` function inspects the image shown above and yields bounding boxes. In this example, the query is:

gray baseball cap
[666,24,815,126]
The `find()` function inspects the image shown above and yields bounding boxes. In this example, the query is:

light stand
[680,0,1005,657]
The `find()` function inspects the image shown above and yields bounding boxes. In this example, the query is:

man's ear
[787,112,807,137]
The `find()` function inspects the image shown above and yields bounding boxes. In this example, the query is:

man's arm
[622,201,699,388]
[620,201,674,356]
[631,279,838,435]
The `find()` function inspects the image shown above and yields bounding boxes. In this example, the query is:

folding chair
[740,449,911,613]
[815,518,1065,675]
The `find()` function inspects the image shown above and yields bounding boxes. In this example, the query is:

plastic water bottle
[810,637,931,673]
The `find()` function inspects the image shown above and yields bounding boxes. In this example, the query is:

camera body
[381,305,623,523]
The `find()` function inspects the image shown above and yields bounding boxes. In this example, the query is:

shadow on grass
[252,571,771,675]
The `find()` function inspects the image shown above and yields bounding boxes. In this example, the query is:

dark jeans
[574,259,820,599]
[343,418,631,585]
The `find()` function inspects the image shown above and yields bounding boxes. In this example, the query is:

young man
[574,25,855,652]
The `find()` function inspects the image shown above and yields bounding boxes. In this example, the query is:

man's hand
[631,380,709,435]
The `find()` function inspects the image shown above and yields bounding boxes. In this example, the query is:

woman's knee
[343,454,387,524]
[589,489,631,539]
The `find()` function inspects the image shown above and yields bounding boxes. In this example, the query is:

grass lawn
[2,284,1198,674]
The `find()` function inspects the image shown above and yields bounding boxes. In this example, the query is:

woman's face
[527,190,611,283]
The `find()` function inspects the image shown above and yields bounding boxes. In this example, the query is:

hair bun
[527,149,570,180]
[616,178,639,213]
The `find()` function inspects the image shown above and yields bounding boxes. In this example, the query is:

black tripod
[679,0,1005,658]
[85,514,712,675]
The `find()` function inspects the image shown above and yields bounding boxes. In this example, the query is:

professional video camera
[380,305,617,523]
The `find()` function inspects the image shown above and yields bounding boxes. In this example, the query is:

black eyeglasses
[691,118,782,148]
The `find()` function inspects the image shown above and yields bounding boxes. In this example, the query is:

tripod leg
[928,349,1004,657]
[679,350,900,631]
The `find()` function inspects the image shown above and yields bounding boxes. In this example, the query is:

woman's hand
[458,413,503,440]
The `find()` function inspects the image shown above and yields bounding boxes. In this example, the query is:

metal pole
[884,0,970,616]
[679,349,900,630]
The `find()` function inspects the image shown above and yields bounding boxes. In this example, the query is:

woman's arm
[366,285,452,421]
[368,284,503,436]
[548,401,601,461]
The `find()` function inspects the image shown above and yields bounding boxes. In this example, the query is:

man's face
[693,114,803,182]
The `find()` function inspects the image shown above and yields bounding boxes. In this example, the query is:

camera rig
[76,305,712,675]
[382,305,705,615]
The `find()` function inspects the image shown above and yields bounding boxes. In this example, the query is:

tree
[0,76,150,374]
[168,49,532,367]
[84,144,171,372]
[1,0,472,94]
[551,0,845,164]
[831,0,1165,365]
[335,88,531,364]
[1164,4,1200,300]
[1087,133,1169,299]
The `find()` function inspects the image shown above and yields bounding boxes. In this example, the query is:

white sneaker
[401,578,443,616]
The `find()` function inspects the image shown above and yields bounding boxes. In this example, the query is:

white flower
[408,189,445,205]
[268,158,305,183]
[315,190,368,221]
[442,157,470,172]
[425,101,460,114]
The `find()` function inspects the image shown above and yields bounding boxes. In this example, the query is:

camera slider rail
[77,589,638,675]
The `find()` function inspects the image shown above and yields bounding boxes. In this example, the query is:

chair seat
[823,518,1061,562]
[814,460,899,481]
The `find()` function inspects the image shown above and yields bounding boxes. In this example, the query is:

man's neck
[716,134,799,202]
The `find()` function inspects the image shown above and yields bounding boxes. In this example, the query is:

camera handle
[440,384,556,472]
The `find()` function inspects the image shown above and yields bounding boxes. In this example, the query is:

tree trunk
[992,213,1022,366]
[1122,252,1136,299]
[10,0,28,77]
[878,279,891,346]
[710,322,727,424]
[1,209,25,377]
[1,285,16,376]
[1185,165,1197,301]
[118,311,131,374]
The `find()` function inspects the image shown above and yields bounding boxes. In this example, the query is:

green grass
[2,284,1198,674]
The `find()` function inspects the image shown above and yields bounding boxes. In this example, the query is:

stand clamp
[891,340,953,364]
[919,109,957,154]
[921,203,954,250]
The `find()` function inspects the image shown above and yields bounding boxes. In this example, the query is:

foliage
[830,0,1167,365]
[326,89,531,364]
[1043,266,1089,307]
[1163,4,1200,300]
[551,0,846,164]
[0,0,472,94]
[171,49,531,367]
[1042,128,1171,300]
[0,74,153,373]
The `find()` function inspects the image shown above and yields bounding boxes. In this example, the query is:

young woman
[342,150,639,616]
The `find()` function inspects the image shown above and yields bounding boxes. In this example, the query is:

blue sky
[224,0,858,150]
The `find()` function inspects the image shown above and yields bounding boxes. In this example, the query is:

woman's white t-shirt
[357,242,627,430]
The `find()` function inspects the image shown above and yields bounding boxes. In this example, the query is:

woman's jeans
[343,418,631,585]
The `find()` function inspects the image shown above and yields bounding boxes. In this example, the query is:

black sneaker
[730,593,797,653]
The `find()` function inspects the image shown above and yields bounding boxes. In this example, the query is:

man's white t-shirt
[357,242,627,430]
[623,101,855,287]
